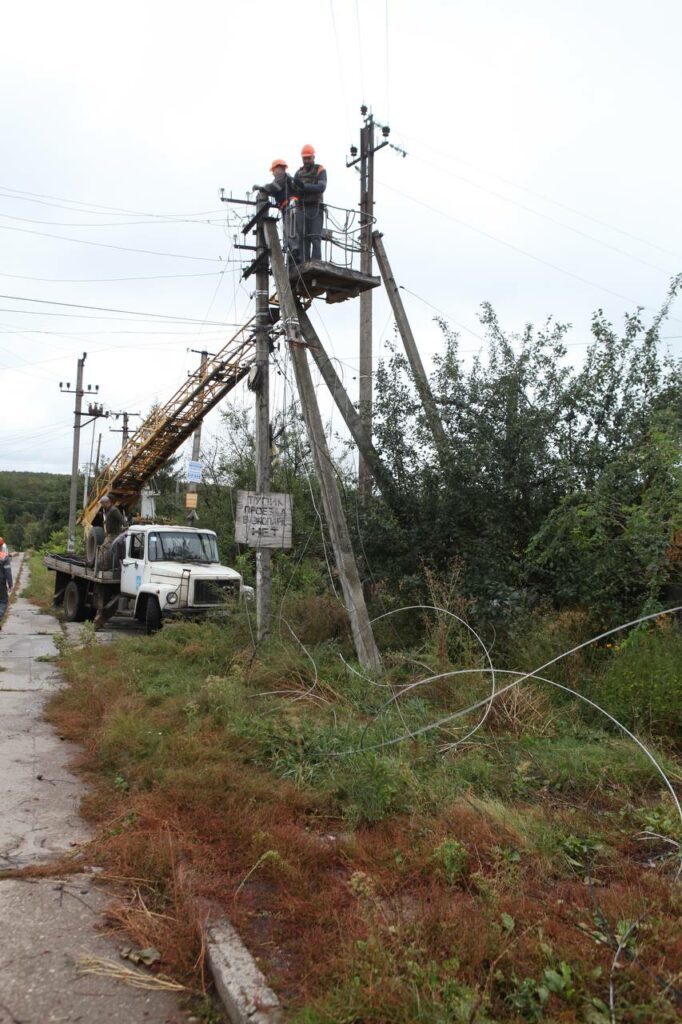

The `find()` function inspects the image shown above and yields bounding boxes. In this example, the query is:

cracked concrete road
[0,556,191,1024]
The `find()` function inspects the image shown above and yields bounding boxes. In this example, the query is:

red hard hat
[301,144,315,157]
[270,158,287,172]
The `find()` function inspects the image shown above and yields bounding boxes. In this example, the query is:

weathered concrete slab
[0,688,88,868]
[0,875,188,1024]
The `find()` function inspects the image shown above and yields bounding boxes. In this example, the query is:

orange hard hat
[301,144,315,157]
[270,158,287,172]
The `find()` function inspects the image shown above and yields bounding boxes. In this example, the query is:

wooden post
[187,350,208,525]
[295,304,398,504]
[264,218,382,672]
[254,194,272,641]
[372,230,450,466]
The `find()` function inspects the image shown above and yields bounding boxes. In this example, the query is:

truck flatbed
[44,553,120,583]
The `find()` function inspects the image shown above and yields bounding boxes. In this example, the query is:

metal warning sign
[235,491,293,549]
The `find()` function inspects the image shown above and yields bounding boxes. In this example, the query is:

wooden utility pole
[254,194,272,641]
[81,401,106,508]
[372,231,450,466]
[187,349,209,524]
[348,107,391,499]
[295,304,398,503]
[264,218,382,672]
[94,432,102,478]
[110,410,140,447]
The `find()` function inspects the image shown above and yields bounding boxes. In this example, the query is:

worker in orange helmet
[293,144,327,261]
[253,159,301,263]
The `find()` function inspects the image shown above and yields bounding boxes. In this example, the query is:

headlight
[166,592,178,605]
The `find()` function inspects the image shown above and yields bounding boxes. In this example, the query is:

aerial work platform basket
[289,258,379,304]
[240,199,380,304]
[288,203,380,303]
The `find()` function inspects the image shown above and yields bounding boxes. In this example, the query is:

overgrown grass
[20,550,54,608]
[47,610,682,1022]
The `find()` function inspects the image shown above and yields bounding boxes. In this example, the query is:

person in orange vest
[254,159,301,263]
[293,144,327,260]
[0,538,13,624]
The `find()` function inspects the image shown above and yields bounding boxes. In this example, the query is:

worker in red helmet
[293,145,327,261]
[253,159,301,263]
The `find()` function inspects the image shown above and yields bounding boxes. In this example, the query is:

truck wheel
[86,527,104,567]
[145,597,162,635]
[63,581,86,622]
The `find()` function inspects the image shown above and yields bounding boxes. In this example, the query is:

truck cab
[118,525,246,625]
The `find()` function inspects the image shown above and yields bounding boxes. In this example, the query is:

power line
[0,223,223,261]
[328,0,352,144]
[0,293,239,325]
[377,178,658,310]
[0,325,236,336]
[392,132,682,263]
[0,182,223,220]
[354,0,365,103]
[385,0,390,121]
[0,270,226,284]
[407,151,675,276]
[0,211,224,229]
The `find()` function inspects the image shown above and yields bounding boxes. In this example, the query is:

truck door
[120,532,145,596]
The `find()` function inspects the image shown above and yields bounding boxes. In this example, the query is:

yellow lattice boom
[81,312,279,528]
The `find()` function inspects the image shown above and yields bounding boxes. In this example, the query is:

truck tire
[63,580,87,622]
[145,596,162,635]
[86,527,104,567]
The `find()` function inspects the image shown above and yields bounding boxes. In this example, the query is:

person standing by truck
[98,495,124,569]
[0,539,13,624]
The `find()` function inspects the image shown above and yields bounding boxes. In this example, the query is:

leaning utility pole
[254,193,272,640]
[265,217,382,672]
[347,106,390,499]
[372,231,450,467]
[61,354,100,553]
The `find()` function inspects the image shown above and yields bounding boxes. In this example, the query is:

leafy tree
[360,280,682,629]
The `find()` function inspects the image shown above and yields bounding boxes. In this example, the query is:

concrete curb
[206,919,283,1024]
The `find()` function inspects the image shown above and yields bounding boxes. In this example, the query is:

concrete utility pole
[372,231,450,467]
[265,218,382,672]
[254,194,272,641]
[61,354,100,553]
[186,349,209,525]
[347,106,391,499]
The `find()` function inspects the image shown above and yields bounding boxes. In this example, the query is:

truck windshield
[147,532,220,564]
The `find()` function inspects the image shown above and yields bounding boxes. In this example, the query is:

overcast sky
[1,0,681,476]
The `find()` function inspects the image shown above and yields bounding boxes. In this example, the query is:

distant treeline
[0,471,71,550]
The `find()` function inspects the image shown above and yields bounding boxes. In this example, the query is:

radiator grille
[192,578,240,605]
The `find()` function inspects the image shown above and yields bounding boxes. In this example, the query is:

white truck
[45,524,251,632]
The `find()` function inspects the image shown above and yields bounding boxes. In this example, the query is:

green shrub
[589,626,682,741]
[333,752,414,826]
